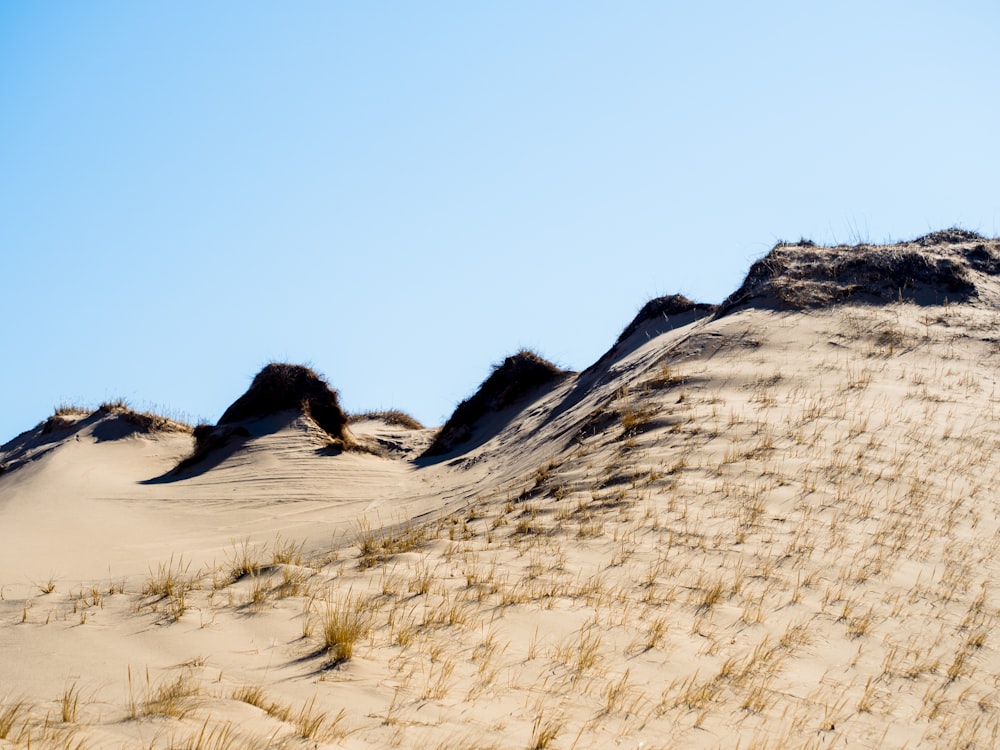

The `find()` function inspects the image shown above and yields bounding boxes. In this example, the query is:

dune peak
[718,229,999,315]
[170,363,351,474]
[615,294,716,345]
[218,362,348,438]
[422,350,568,458]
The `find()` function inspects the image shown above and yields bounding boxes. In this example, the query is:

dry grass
[232,684,269,710]
[320,595,373,664]
[226,538,264,581]
[127,667,202,720]
[166,720,250,750]
[9,253,1000,748]
[98,400,194,433]
[271,534,304,566]
[349,410,425,430]
[356,518,430,569]
[529,712,563,749]
[293,696,347,742]
[144,558,188,598]
[0,699,28,741]
[143,555,195,621]
[60,682,82,723]
[232,686,346,743]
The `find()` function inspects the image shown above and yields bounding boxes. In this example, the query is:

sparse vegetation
[60,682,82,722]
[97,400,194,433]
[226,537,264,581]
[356,518,430,569]
[349,410,425,430]
[615,294,716,345]
[4,232,1000,748]
[320,595,373,664]
[0,699,27,740]
[127,667,202,720]
[38,401,193,437]
[174,362,354,471]
[423,349,567,457]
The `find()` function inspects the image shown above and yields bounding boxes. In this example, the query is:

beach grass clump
[320,595,373,665]
[218,363,348,441]
[349,410,425,430]
[424,350,566,457]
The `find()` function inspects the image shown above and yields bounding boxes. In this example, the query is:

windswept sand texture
[4,232,1000,748]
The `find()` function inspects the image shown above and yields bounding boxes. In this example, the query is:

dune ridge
[3,231,1000,748]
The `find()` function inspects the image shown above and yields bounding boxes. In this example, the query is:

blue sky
[2,2,998,441]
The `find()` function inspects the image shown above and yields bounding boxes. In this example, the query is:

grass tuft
[349,410,425,430]
[0,699,28,740]
[320,595,373,665]
[127,666,202,720]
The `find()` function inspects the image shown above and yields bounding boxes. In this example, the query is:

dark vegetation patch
[835,252,973,296]
[95,401,193,435]
[615,295,717,345]
[40,405,90,435]
[913,228,986,246]
[40,414,84,435]
[219,363,348,439]
[172,424,252,474]
[315,438,385,458]
[620,404,662,439]
[572,405,620,446]
[962,244,1000,275]
[348,410,425,430]
[717,236,985,315]
[37,402,191,438]
[172,363,351,474]
[643,363,688,390]
[422,350,567,458]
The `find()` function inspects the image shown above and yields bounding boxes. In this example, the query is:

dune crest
[719,229,998,313]
[4,231,1000,748]
[422,349,570,459]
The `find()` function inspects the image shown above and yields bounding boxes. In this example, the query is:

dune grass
[7,244,1000,747]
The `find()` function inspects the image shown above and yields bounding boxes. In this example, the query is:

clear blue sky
[2,2,998,441]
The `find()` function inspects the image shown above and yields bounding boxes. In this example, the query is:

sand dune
[3,231,1000,748]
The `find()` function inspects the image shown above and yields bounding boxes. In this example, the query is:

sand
[3,234,1000,748]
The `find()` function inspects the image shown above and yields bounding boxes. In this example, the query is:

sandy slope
[4,234,1000,748]
[0,412,477,588]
